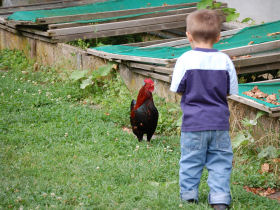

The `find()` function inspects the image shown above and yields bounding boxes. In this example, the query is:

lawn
[0,49,279,209]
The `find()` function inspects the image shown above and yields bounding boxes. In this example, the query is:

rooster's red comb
[144,78,154,84]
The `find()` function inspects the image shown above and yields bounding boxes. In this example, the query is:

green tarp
[7,0,198,22]
[93,20,280,59]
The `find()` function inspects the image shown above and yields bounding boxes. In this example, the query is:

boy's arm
[227,58,239,95]
[170,56,186,94]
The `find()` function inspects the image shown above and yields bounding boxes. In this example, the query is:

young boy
[170,9,238,209]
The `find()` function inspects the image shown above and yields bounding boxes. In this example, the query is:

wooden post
[30,38,37,59]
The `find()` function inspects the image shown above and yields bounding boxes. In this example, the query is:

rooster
[130,79,159,142]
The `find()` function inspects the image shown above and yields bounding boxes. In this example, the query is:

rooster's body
[130,79,158,142]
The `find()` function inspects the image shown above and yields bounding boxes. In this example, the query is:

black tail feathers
[130,99,136,111]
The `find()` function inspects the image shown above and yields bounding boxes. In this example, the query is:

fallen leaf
[252,86,259,93]
[266,94,277,103]
[243,91,254,97]
[122,127,132,133]
[248,41,254,45]
[272,158,280,163]
[112,64,118,70]
[261,163,270,173]
[267,32,280,36]
[255,91,268,98]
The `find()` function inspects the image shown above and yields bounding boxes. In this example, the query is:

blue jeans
[179,131,233,205]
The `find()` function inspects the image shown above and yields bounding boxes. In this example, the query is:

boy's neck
[191,41,214,49]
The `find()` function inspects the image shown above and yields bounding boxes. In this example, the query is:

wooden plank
[52,20,186,42]
[48,13,188,36]
[48,22,88,30]
[38,3,197,25]
[222,40,280,57]
[172,31,242,48]
[269,112,280,117]
[0,0,79,9]
[236,62,280,75]
[0,23,54,43]
[131,68,171,82]
[128,62,173,74]
[16,26,49,37]
[270,107,280,112]
[48,7,196,29]
[0,22,18,34]
[0,16,6,24]
[248,79,280,84]
[124,37,185,47]
[143,28,243,48]
[0,1,87,16]
[228,94,272,113]
[87,48,176,65]
[233,51,280,67]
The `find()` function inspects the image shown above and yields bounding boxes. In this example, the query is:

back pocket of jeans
[181,132,202,151]
[216,131,230,149]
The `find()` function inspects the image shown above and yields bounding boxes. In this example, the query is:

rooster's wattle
[130,79,158,142]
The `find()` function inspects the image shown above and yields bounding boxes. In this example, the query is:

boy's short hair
[186,9,221,43]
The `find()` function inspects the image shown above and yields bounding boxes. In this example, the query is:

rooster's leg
[137,134,144,142]
[147,133,153,142]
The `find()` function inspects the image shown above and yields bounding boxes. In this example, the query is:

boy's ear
[186,32,193,42]
[215,34,221,43]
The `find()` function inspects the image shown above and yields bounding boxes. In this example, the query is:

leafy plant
[242,17,256,25]
[232,112,265,149]
[68,39,90,50]
[258,146,279,159]
[197,0,240,22]
[70,62,116,89]
[68,34,144,49]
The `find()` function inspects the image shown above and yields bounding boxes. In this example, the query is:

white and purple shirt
[170,48,238,132]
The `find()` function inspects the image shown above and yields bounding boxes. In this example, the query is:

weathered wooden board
[228,94,272,114]
[124,37,185,47]
[48,13,188,36]
[233,51,280,67]
[16,26,49,37]
[0,23,54,43]
[131,68,171,82]
[40,3,197,25]
[47,7,196,29]
[87,48,176,65]
[142,28,243,48]
[128,62,173,74]
[222,40,280,57]
[0,0,86,16]
[52,21,186,42]
[236,62,280,75]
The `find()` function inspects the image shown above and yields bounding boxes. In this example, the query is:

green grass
[0,49,279,209]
